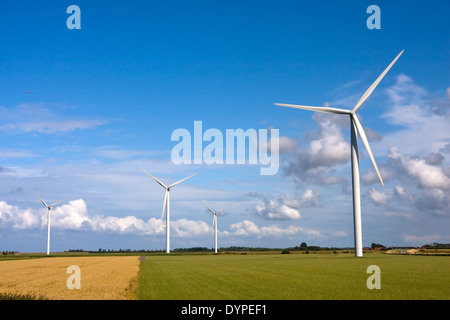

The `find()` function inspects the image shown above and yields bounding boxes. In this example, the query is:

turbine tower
[274,50,403,257]
[34,193,65,255]
[143,171,198,253]
[200,202,232,254]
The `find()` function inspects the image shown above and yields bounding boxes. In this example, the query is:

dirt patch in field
[0,256,140,300]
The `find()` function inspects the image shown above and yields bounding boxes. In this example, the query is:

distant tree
[300,242,308,250]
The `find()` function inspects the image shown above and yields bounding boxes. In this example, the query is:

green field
[136,252,450,300]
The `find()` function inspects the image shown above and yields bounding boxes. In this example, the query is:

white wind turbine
[34,193,65,255]
[275,50,404,257]
[200,202,232,254]
[143,171,198,253]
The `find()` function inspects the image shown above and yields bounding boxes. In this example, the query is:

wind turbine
[274,50,404,257]
[34,193,65,255]
[200,202,232,254]
[143,171,198,253]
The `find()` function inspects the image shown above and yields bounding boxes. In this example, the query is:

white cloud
[368,188,392,205]
[0,201,39,230]
[171,219,211,237]
[381,75,450,155]
[282,113,350,186]
[362,167,393,185]
[0,149,35,159]
[401,157,450,190]
[1,199,328,243]
[383,147,450,216]
[274,136,298,154]
[0,199,210,238]
[393,185,412,201]
[385,74,427,105]
[228,220,322,239]
[388,147,450,190]
[248,190,320,220]
[308,115,350,166]
[401,234,442,244]
[0,103,106,134]
[5,119,106,134]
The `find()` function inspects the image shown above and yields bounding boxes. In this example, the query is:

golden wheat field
[0,256,140,300]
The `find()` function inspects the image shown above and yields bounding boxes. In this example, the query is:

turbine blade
[168,172,199,189]
[49,199,65,208]
[353,50,404,112]
[200,201,216,215]
[275,103,351,115]
[34,192,49,208]
[143,170,167,189]
[351,115,384,185]
[212,215,215,229]
[161,190,168,222]
[216,203,233,215]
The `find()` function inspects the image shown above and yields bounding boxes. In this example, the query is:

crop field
[136,252,450,300]
[0,256,140,300]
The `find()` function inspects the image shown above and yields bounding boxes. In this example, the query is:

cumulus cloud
[381,75,450,155]
[0,201,39,230]
[171,219,211,237]
[282,112,350,186]
[388,148,450,190]
[247,190,320,220]
[228,220,322,238]
[383,147,450,216]
[385,74,427,105]
[357,75,450,218]
[0,199,211,238]
[393,185,412,201]
[0,199,326,242]
[361,167,393,185]
[275,136,298,154]
[368,188,392,205]
[424,153,445,166]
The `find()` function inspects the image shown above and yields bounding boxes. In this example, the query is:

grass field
[136,252,450,300]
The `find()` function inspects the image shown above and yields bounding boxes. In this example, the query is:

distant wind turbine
[34,193,65,255]
[274,50,404,257]
[200,202,232,254]
[143,171,198,253]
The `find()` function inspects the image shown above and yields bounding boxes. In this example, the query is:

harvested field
[0,256,140,300]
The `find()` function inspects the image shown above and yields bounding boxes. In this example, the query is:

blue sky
[0,1,449,252]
